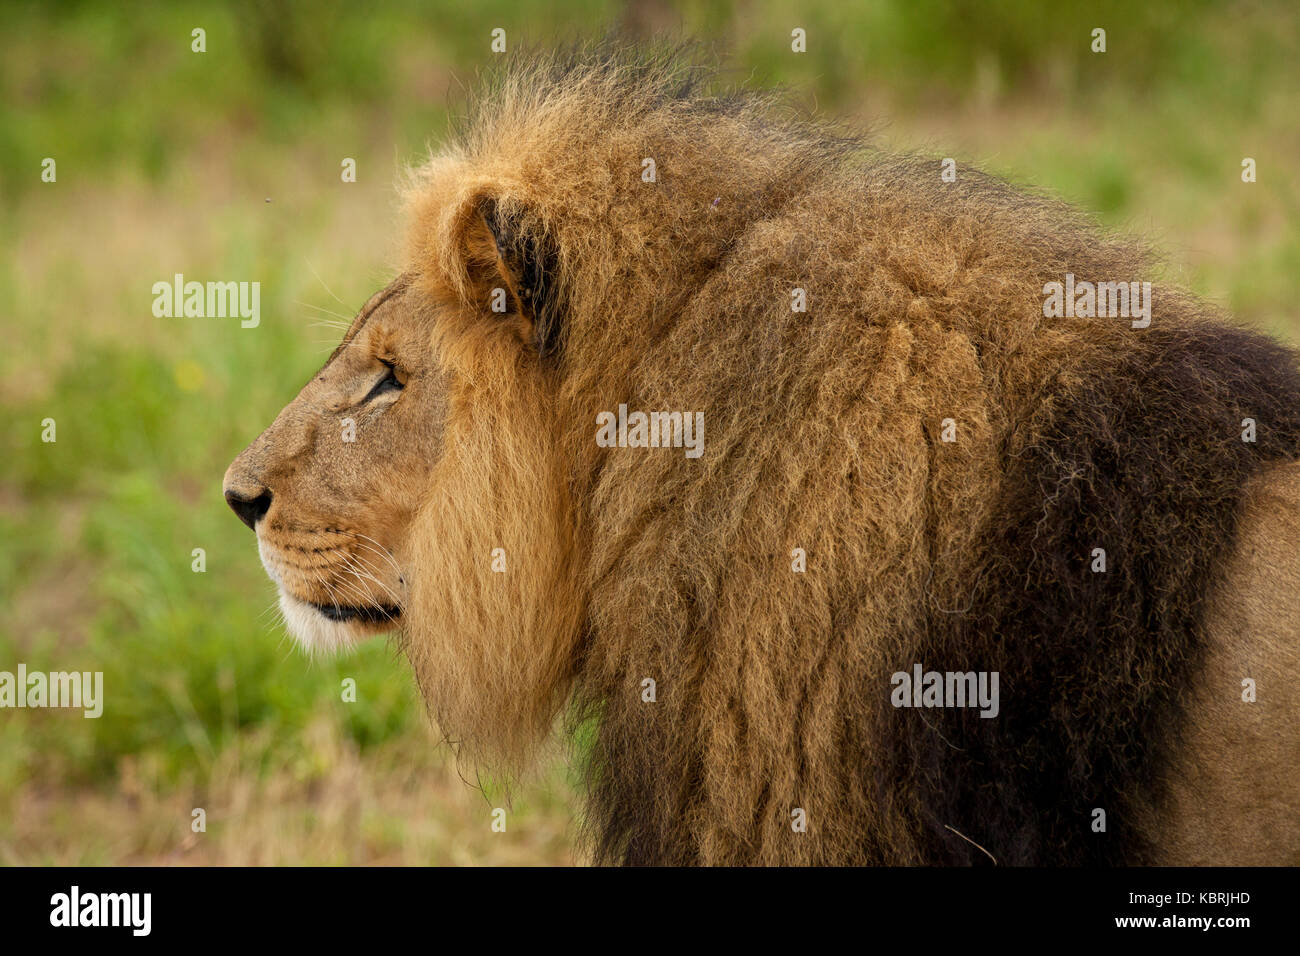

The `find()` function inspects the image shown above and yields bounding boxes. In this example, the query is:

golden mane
[394,44,1300,864]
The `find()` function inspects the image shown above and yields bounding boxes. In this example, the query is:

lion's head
[224,192,584,765]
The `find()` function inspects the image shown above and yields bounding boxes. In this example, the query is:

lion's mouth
[309,601,403,624]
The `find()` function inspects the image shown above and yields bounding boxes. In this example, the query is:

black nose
[225,488,272,530]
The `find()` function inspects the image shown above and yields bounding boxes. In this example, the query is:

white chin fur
[279,591,370,656]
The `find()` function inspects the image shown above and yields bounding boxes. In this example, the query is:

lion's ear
[459,196,563,358]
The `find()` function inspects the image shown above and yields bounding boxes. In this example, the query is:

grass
[2,0,1298,864]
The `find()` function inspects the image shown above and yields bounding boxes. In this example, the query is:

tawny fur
[405,329,584,767]
[228,44,1300,865]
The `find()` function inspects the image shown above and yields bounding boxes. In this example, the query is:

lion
[223,46,1300,865]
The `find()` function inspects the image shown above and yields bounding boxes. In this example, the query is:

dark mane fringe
[893,319,1300,865]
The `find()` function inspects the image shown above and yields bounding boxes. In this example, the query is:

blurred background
[2,0,1297,864]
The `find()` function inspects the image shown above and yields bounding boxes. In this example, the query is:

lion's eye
[361,360,404,404]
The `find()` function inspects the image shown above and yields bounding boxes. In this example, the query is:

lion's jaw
[276,591,386,655]
[256,534,401,656]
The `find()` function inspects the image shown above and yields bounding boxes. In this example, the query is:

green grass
[2,0,1298,863]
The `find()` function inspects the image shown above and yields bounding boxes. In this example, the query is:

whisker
[304,257,347,309]
[337,551,404,609]
[296,300,353,324]
[345,544,405,587]
[306,320,351,333]
[335,530,404,578]
[309,567,349,617]
[331,574,377,611]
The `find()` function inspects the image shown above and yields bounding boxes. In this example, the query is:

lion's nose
[224,486,273,531]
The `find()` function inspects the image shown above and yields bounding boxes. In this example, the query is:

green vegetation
[2,0,1297,863]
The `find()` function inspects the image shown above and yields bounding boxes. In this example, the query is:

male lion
[224,48,1300,865]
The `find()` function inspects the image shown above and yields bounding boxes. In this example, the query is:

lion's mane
[398,45,1300,864]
